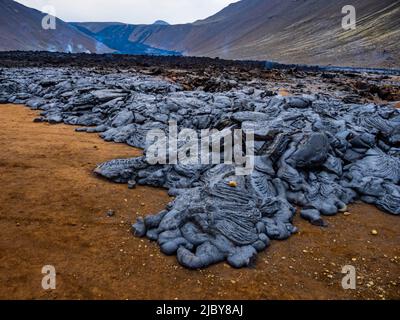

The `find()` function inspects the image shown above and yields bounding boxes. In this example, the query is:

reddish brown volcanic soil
[0,104,399,300]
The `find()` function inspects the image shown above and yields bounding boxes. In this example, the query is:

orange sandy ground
[0,104,399,300]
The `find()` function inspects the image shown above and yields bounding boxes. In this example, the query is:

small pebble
[107,210,115,217]
[371,230,378,235]
[228,181,238,188]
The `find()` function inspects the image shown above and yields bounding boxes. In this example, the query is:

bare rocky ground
[0,52,399,299]
[0,104,399,300]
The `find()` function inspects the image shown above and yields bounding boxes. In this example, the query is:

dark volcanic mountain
[0,0,111,53]
[77,0,400,68]
[153,20,169,26]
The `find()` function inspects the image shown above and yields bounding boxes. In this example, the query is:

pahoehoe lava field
[0,52,399,299]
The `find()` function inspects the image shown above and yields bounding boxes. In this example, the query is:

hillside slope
[0,0,112,53]
[119,0,399,68]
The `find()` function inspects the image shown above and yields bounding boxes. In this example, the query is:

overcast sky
[15,0,238,24]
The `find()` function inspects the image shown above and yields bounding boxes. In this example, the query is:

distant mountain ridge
[1,0,399,68]
[72,23,180,56]
[128,0,400,68]
[153,20,169,26]
[0,0,112,53]
[76,0,400,68]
